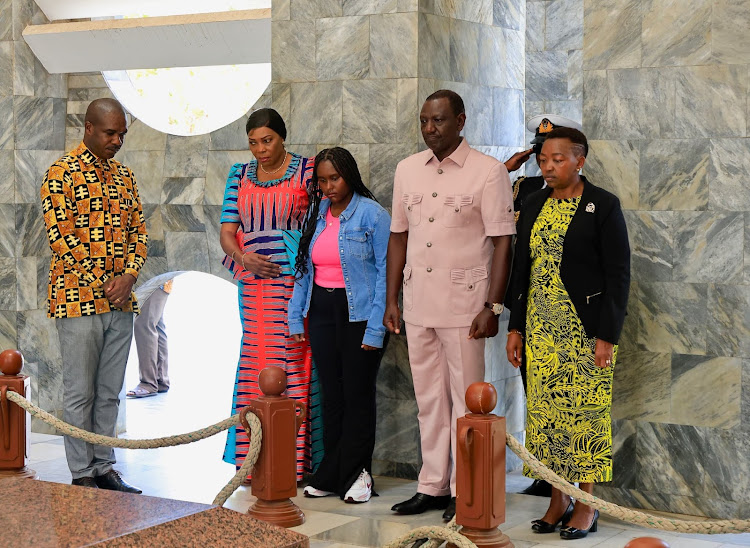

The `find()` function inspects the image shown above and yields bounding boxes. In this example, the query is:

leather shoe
[94,470,142,494]
[71,477,98,489]
[391,493,451,515]
[531,501,574,533]
[560,510,598,540]
[442,497,456,521]
[520,479,552,497]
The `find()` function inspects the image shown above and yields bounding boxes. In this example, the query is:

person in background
[41,98,148,493]
[506,127,630,540]
[289,147,390,504]
[218,108,322,480]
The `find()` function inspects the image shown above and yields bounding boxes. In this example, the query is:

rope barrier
[382,517,475,548]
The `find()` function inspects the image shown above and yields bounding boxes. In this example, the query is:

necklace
[259,151,288,175]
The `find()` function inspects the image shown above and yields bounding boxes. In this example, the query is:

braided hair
[295,147,377,279]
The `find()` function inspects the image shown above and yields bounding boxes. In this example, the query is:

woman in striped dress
[219,108,322,479]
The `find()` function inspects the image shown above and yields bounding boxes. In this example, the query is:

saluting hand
[504,148,534,173]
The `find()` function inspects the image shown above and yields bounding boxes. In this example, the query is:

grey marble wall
[577,0,750,519]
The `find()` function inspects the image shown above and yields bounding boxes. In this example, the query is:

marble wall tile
[116,151,165,205]
[493,0,522,31]
[398,0,418,10]
[161,178,204,205]
[744,359,750,434]
[16,257,36,311]
[342,79,398,143]
[12,39,33,97]
[434,0,492,24]
[373,396,420,465]
[203,206,234,281]
[497,375,526,435]
[0,257,16,309]
[418,13,451,81]
[370,13,418,79]
[0,0,10,41]
[525,1,546,52]
[0,97,12,149]
[397,78,419,144]
[583,0,642,70]
[671,355,741,429]
[567,49,583,100]
[638,139,708,211]
[707,285,750,359]
[611,419,637,489]
[492,88,523,147]
[674,65,746,138]
[630,281,707,355]
[272,20,316,83]
[272,0,291,20]
[163,135,209,178]
[165,232,210,273]
[208,114,249,153]
[64,127,81,152]
[0,150,11,199]
[316,16,369,81]
[0,40,11,97]
[142,204,164,241]
[0,203,13,257]
[585,140,639,210]
[12,0,35,41]
[449,19,480,85]
[161,205,206,233]
[525,51,568,102]
[612,351,670,422]
[14,149,62,204]
[205,151,250,206]
[0,310,17,350]
[122,119,167,152]
[291,0,343,19]
[442,81,494,146]
[478,26,507,88]
[711,0,750,64]
[33,56,67,100]
[641,0,710,67]
[14,97,66,150]
[271,83,292,129]
[377,334,414,401]
[673,211,743,284]
[546,0,583,51]
[710,139,750,211]
[504,29,525,90]
[344,0,397,14]
[623,211,673,282]
[35,250,49,310]
[15,203,46,257]
[134,256,168,292]
[369,143,418,206]
[746,213,750,286]
[701,430,750,503]
[289,82,343,144]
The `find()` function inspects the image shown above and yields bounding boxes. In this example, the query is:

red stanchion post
[0,349,37,480]
[243,366,305,528]
[453,382,512,548]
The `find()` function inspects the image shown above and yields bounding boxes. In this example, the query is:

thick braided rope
[383,517,476,548]
[5,390,239,448]
[506,432,750,535]
[212,411,261,507]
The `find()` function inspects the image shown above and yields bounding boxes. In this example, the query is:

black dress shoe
[520,479,552,497]
[442,497,456,521]
[391,493,451,515]
[560,510,598,540]
[94,470,142,494]
[531,501,574,533]
[71,477,98,488]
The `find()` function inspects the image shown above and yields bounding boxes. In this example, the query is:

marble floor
[26,422,750,548]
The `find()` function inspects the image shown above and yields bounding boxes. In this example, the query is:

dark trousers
[307,285,388,498]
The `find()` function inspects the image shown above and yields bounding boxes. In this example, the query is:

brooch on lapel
[585,202,595,213]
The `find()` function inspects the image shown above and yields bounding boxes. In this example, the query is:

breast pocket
[345,228,373,260]
[402,265,413,310]
[449,266,488,315]
[402,193,423,226]
[442,194,474,227]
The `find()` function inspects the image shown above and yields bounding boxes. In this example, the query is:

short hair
[425,89,465,116]
[544,126,588,158]
[245,108,287,139]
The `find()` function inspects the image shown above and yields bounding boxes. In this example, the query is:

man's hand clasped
[103,273,136,306]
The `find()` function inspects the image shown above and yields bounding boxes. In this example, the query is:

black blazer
[508,177,631,344]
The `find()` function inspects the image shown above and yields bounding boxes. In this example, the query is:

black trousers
[307,285,388,498]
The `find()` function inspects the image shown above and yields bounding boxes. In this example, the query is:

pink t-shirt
[312,208,346,288]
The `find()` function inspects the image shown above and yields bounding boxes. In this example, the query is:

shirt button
[426,242,432,247]
[429,217,434,222]
[432,192,437,197]
[468,284,474,289]
[427,267,432,272]
[437,169,443,174]
[408,206,412,211]
[455,207,460,212]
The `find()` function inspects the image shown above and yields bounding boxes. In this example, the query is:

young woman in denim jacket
[288,147,390,504]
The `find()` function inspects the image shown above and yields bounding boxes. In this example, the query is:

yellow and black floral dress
[524,197,616,483]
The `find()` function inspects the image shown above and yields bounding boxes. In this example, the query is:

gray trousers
[134,287,169,392]
[56,311,134,479]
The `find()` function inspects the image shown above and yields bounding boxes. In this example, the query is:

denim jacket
[288,193,390,348]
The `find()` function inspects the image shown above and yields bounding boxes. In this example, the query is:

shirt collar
[74,142,111,169]
[317,192,361,221]
[424,137,470,167]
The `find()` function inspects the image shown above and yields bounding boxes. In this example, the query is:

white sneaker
[303,485,335,498]
[344,469,372,503]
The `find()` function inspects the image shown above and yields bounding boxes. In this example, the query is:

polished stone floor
[27,423,750,548]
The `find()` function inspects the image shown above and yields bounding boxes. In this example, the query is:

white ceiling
[33,0,271,21]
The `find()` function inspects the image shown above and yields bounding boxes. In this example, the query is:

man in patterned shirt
[41,98,148,493]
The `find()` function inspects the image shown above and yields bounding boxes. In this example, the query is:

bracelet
[507,329,524,339]
[241,252,249,269]
[230,251,237,263]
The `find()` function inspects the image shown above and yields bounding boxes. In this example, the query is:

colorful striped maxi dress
[220,154,323,479]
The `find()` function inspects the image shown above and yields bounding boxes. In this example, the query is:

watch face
[492,303,504,314]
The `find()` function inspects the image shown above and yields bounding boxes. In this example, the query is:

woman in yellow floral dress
[506,127,630,540]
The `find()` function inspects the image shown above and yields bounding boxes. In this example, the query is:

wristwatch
[484,302,504,315]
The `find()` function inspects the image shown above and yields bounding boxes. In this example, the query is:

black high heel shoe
[531,501,574,533]
[560,509,599,540]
